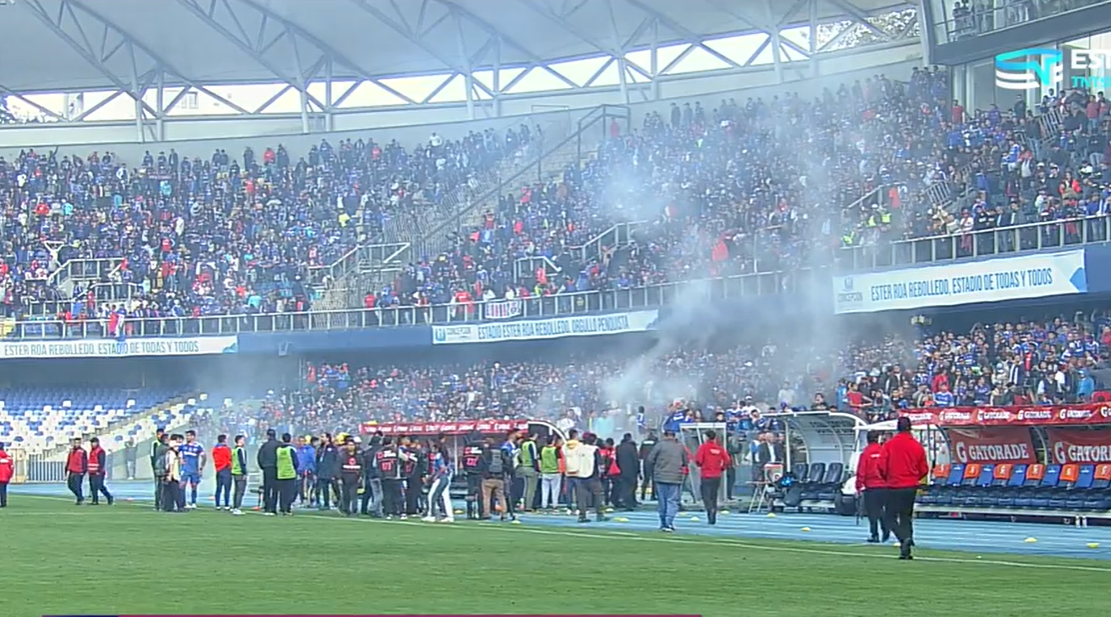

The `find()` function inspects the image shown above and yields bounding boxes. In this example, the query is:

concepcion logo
[995,49,1063,90]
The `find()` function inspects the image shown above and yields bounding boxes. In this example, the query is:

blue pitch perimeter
[13,481,1111,561]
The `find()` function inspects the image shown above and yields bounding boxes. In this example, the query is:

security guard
[230,434,249,515]
[360,434,383,517]
[461,438,486,519]
[338,438,362,516]
[275,433,300,516]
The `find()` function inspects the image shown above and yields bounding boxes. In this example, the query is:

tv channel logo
[995,49,1063,90]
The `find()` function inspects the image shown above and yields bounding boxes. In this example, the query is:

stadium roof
[3,0,914,94]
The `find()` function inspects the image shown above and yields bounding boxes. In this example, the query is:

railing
[411,104,631,260]
[46,257,122,286]
[8,215,1110,340]
[930,0,1106,45]
[391,106,596,259]
[307,242,411,288]
[513,255,560,281]
[837,214,1111,271]
[4,268,804,339]
[572,220,645,265]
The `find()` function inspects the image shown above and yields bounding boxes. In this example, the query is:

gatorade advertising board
[946,427,1036,464]
[1045,428,1111,464]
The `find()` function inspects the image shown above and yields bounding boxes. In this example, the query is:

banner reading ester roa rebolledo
[832,250,1087,314]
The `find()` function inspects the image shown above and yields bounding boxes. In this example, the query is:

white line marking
[17,494,1111,572]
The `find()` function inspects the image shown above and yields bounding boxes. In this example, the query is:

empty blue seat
[994,463,1029,508]
[1029,465,1062,509]
[932,463,966,507]
[1065,466,1096,510]
[962,464,996,507]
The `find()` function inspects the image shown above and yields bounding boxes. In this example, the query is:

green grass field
[4,496,1108,617]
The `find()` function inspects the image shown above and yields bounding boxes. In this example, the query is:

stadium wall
[0,45,920,156]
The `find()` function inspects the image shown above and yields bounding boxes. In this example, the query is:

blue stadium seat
[932,463,966,507]
[792,463,809,484]
[994,463,1028,509]
[961,464,996,508]
[1082,464,1111,511]
[800,462,825,501]
[816,462,844,502]
[1065,465,1096,511]
[1029,465,1062,509]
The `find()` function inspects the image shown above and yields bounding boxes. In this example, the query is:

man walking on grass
[647,430,687,532]
[65,438,87,505]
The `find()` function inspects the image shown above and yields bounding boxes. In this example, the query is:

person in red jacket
[87,437,114,506]
[0,442,13,507]
[855,431,889,544]
[65,438,88,505]
[877,417,929,560]
[694,430,731,525]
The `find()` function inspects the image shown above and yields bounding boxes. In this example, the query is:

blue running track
[13,481,1111,561]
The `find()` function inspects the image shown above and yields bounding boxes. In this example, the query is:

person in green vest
[518,433,541,512]
[230,434,249,516]
[275,433,300,516]
[539,435,563,512]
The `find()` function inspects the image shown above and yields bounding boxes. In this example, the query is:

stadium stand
[10,74,1111,508]
[1,126,534,321]
[0,388,202,454]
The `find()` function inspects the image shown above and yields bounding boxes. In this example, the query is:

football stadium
[4,0,1111,616]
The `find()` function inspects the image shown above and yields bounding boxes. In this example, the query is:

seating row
[919,463,1111,512]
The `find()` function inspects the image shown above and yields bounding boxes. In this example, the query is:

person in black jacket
[256,429,280,515]
[315,434,340,511]
[615,433,640,511]
[402,438,427,516]
[360,435,383,517]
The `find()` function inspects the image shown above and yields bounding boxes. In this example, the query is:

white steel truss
[0,0,920,141]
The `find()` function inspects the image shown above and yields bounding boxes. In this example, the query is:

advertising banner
[946,427,1037,464]
[1045,428,1111,464]
[902,404,1111,427]
[0,336,239,360]
[360,420,530,436]
[482,299,524,320]
[432,310,658,345]
[832,250,1087,314]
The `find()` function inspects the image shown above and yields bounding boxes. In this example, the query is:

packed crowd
[376,69,956,306]
[233,306,1110,436]
[0,125,532,320]
[11,67,1111,323]
[372,71,1111,308]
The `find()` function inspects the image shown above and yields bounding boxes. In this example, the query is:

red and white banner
[482,299,523,320]
[1045,428,1111,464]
[901,403,1111,427]
[360,419,529,436]
[946,427,1036,464]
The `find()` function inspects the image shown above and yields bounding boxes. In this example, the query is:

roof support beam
[21,0,159,117]
[0,85,68,122]
[345,0,494,99]
[518,0,656,77]
[621,0,744,69]
[234,0,420,105]
[174,0,329,110]
[431,0,581,92]
[698,0,811,59]
[826,0,890,40]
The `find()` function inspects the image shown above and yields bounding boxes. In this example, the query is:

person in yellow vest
[539,435,563,512]
[275,433,301,516]
[230,434,249,516]
[518,433,541,512]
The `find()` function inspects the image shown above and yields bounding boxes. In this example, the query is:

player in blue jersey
[180,430,206,509]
